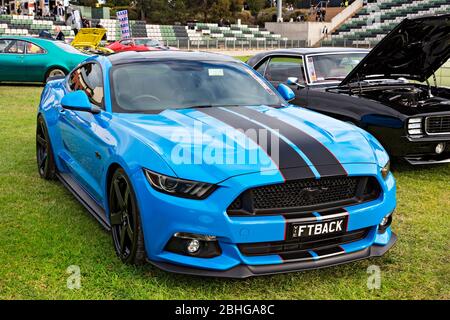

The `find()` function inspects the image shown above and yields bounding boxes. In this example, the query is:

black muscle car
[247,14,450,165]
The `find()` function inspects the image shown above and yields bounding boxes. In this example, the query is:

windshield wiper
[185,105,214,109]
[323,77,345,81]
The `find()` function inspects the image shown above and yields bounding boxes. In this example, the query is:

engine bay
[339,85,450,109]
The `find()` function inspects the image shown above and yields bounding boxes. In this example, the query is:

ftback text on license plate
[289,217,347,240]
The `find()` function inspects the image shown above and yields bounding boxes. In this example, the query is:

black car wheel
[36,116,56,180]
[109,168,146,265]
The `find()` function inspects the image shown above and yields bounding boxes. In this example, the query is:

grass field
[0,85,449,300]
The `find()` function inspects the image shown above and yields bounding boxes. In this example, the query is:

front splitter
[148,232,397,279]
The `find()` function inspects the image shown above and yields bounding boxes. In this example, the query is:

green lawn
[0,85,449,300]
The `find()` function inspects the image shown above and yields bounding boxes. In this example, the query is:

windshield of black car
[306,53,367,84]
[110,60,284,113]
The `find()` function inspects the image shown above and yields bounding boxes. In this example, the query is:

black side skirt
[56,172,111,231]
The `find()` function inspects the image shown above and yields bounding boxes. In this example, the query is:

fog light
[435,143,445,154]
[165,233,221,258]
[186,239,200,253]
[378,213,393,233]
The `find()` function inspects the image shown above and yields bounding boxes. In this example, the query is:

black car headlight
[381,161,390,180]
[144,169,216,199]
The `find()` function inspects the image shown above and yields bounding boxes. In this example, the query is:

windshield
[54,41,84,54]
[134,39,161,47]
[110,60,284,113]
[306,53,367,84]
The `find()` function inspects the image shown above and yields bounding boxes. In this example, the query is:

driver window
[69,63,104,108]
[265,56,304,83]
[2,40,26,54]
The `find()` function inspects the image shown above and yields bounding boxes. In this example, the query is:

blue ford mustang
[37,51,396,277]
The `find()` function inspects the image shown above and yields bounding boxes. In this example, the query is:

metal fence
[160,38,383,50]
[162,39,309,50]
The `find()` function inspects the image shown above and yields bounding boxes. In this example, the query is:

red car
[106,38,176,52]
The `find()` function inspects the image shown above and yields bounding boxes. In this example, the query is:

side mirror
[277,83,296,102]
[61,90,101,114]
[287,77,305,89]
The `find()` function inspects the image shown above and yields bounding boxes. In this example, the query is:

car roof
[107,50,239,65]
[0,35,55,45]
[258,47,370,55]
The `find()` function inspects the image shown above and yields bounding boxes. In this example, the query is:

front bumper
[131,163,396,277]
[149,232,397,278]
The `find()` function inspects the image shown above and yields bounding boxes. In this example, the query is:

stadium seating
[0,14,73,37]
[323,0,450,46]
[0,14,287,48]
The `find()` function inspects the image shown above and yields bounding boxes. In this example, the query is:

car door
[57,62,110,206]
[0,39,26,82]
[22,41,47,82]
[256,55,309,107]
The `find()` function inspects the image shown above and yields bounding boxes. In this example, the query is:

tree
[211,0,231,21]
[246,0,266,16]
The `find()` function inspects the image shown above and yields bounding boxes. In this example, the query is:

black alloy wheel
[36,116,56,180]
[109,168,146,265]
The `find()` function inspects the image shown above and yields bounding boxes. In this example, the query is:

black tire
[45,67,66,83]
[36,116,56,180]
[109,168,146,265]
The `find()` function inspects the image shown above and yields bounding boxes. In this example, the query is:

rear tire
[109,168,146,265]
[36,116,56,180]
[45,68,66,83]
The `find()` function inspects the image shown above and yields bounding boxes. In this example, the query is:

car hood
[116,106,380,183]
[340,14,450,86]
[71,28,106,48]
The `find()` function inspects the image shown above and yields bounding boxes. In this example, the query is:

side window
[265,56,304,83]
[0,39,13,53]
[69,63,104,108]
[255,59,268,76]
[26,42,45,54]
[2,40,26,54]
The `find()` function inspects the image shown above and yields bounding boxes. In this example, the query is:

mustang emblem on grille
[299,187,329,201]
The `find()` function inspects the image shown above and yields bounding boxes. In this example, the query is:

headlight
[381,160,390,179]
[407,117,423,137]
[144,169,216,199]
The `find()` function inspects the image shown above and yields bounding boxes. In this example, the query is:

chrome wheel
[46,68,65,82]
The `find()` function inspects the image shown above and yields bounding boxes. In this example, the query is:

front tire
[109,168,146,265]
[36,116,56,180]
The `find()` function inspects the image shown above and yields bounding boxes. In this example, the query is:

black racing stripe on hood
[197,107,315,181]
[229,107,347,177]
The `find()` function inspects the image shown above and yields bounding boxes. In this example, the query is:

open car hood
[340,14,450,86]
[71,28,106,48]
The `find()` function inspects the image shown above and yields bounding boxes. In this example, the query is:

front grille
[238,228,370,257]
[227,176,380,216]
[425,116,450,135]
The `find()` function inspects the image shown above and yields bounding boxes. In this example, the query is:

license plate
[288,217,347,240]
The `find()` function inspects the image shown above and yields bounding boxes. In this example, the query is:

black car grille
[425,116,450,135]
[227,176,380,216]
[238,228,370,257]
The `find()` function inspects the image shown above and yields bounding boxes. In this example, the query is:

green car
[0,36,88,83]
